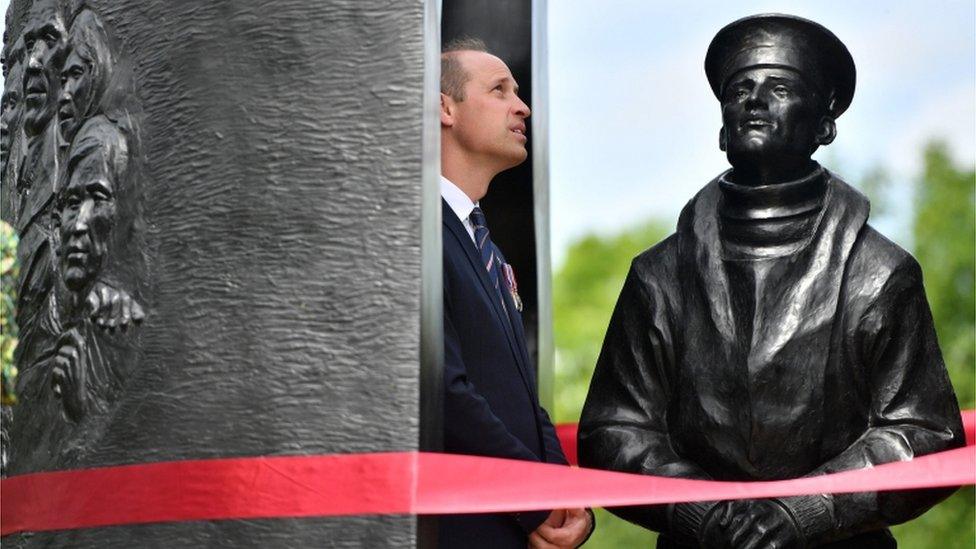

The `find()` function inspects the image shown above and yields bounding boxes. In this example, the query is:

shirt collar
[440,175,477,223]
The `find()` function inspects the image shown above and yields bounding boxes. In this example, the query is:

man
[439,38,593,548]
[2,36,25,222]
[13,0,69,378]
[2,37,24,177]
[579,14,963,548]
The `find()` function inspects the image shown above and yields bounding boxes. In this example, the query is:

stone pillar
[2,0,439,546]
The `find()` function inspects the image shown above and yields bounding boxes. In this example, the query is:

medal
[501,263,523,312]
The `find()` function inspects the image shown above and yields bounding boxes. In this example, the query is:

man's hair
[441,37,488,102]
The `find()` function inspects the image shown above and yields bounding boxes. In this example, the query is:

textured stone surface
[5,0,426,545]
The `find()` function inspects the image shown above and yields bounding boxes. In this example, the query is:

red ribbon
[2,411,973,536]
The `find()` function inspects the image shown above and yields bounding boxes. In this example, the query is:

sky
[548,0,976,264]
[2,0,973,265]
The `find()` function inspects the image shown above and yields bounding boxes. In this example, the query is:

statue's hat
[705,14,856,118]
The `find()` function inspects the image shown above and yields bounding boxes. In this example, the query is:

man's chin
[727,144,774,166]
[506,147,528,167]
[63,270,91,293]
[59,120,81,142]
[24,110,55,137]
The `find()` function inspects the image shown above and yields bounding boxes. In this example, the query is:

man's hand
[529,508,593,548]
[51,328,88,421]
[87,282,145,333]
[700,499,803,548]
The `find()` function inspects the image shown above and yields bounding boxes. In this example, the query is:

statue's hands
[698,502,733,548]
[87,282,145,333]
[722,499,803,549]
[51,328,88,421]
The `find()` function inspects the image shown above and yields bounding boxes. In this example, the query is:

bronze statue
[579,14,964,548]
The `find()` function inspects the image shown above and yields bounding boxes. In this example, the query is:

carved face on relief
[1,57,24,167]
[58,50,92,143]
[58,132,126,293]
[59,9,117,144]
[21,1,68,138]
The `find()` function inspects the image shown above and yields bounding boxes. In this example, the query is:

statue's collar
[718,163,828,221]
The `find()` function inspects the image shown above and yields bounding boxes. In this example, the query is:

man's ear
[815,116,836,146]
[440,93,455,128]
[719,126,728,152]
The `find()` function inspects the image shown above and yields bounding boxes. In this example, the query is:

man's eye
[93,191,112,202]
[773,86,790,97]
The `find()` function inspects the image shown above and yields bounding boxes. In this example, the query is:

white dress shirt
[440,175,477,244]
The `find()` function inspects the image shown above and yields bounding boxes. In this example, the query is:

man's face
[1,60,24,165]
[59,152,117,292]
[22,3,68,138]
[721,67,822,170]
[58,50,92,143]
[448,52,530,170]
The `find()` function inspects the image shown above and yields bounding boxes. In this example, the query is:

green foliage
[912,142,975,410]
[552,222,668,546]
[552,221,668,426]
[890,143,976,547]
[552,143,975,547]
[1,220,18,406]
[891,488,975,549]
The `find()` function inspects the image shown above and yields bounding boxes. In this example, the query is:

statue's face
[58,50,92,143]
[721,67,822,170]
[22,4,67,138]
[59,152,117,292]
[1,60,24,164]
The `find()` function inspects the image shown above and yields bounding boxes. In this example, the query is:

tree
[552,221,668,547]
[891,143,975,548]
[1,220,17,406]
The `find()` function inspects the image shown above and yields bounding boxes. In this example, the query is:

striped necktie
[468,206,508,312]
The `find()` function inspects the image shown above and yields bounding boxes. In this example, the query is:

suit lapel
[442,200,535,395]
[493,247,536,387]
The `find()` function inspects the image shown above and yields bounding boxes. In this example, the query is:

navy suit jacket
[439,199,567,549]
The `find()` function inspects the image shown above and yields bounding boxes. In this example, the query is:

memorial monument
[578,14,965,549]
[2,0,438,546]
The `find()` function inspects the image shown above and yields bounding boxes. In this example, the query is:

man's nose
[513,96,530,118]
[72,201,94,233]
[27,43,47,71]
[744,88,767,110]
